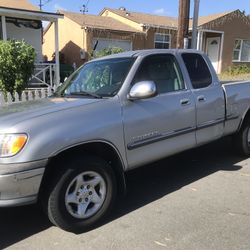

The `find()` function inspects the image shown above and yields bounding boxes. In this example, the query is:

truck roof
[92,49,204,61]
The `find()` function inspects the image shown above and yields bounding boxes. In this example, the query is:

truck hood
[0,97,102,131]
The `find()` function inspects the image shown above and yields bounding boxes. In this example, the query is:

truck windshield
[56,57,135,98]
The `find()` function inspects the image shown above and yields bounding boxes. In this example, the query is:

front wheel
[233,120,250,156]
[44,155,117,232]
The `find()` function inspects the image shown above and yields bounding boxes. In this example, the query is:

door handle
[180,98,190,105]
[197,95,206,102]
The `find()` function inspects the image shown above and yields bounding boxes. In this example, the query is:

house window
[154,33,171,49]
[233,39,250,62]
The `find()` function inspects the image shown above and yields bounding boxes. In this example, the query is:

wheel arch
[238,108,250,131]
[39,140,127,197]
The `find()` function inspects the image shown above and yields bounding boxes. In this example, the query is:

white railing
[0,87,53,106]
[29,63,56,88]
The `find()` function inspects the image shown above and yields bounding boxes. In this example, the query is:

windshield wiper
[69,91,103,99]
[52,92,63,97]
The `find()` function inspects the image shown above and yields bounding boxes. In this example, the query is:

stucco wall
[43,16,85,67]
[6,22,42,62]
[89,27,176,52]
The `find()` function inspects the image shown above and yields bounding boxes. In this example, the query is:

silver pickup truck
[0,49,250,232]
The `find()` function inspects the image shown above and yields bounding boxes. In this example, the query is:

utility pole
[39,0,42,10]
[191,0,200,49]
[177,0,190,49]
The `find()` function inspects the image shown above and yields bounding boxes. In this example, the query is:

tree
[0,40,36,98]
[93,47,125,58]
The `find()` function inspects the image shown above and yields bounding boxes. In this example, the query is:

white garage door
[93,38,132,52]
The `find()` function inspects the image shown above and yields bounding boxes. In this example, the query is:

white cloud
[54,3,67,11]
[153,8,168,15]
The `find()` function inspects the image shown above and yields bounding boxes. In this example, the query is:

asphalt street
[0,138,250,250]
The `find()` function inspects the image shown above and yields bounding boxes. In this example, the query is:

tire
[233,119,250,156]
[44,155,117,232]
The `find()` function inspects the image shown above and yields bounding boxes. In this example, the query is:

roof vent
[119,7,126,11]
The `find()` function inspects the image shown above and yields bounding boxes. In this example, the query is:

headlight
[0,134,28,157]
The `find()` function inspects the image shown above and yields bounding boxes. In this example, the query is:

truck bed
[223,80,250,135]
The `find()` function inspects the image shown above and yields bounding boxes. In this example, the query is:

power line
[80,0,91,14]
[39,0,51,11]
[86,0,90,7]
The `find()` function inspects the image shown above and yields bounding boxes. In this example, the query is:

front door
[206,37,220,73]
[123,54,196,169]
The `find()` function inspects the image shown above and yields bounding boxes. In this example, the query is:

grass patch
[219,64,250,81]
[219,72,250,81]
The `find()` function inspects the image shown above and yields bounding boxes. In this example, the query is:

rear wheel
[233,120,250,156]
[44,155,117,232]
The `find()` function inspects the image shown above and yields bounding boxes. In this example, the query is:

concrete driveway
[1,138,250,250]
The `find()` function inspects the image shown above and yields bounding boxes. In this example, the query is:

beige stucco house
[43,7,250,73]
[43,10,144,67]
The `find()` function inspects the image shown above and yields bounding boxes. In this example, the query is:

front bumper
[0,160,47,207]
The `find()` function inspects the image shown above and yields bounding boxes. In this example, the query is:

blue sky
[30,0,250,17]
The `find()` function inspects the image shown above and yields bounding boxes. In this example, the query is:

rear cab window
[182,53,212,89]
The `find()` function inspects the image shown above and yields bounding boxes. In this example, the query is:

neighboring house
[43,11,144,67]
[100,7,178,49]
[43,7,250,74]
[194,10,250,73]
[0,0,63,86]
[101,8,250,73]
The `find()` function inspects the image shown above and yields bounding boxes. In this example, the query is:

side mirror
[128,81,157,100]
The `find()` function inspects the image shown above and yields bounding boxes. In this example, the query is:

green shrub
[0,40,36,97]
[93,47,125,58]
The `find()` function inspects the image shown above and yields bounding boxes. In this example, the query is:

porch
[197,29,224,74]
[0,6,63,88]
